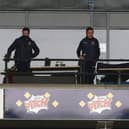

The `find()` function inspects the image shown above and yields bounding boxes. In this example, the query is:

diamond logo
[52,100,59,108]
[16,100,23,107]
[115,101,122,108]
[44,92,51,98]
[79,100,86,108]
[87,92,94,99]
[107,92,114,99]
[24,92,31,99]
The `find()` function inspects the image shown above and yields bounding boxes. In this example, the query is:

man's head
[22,27,30,37]
[86,27,94,39]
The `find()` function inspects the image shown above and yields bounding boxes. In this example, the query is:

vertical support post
[25,11,29,27]
[106,13,110,60]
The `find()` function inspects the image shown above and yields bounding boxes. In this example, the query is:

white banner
[0,89,3,119]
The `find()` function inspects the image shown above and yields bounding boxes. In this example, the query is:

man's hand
[4,54,9,62]
[80,56,85,60]
[80,53,86,60]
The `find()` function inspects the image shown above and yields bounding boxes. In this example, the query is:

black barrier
[4,86,129,120]
[2,58,129,85]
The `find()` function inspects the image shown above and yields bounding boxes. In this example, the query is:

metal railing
[2,58,129,85]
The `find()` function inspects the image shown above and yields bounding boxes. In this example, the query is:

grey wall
[0,11,129,28]
[0,11,129,59]
[0,11,129,29]
[0,11,91,28]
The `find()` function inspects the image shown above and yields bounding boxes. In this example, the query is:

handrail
[3,58,129,62]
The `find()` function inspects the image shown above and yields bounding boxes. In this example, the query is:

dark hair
[86,26,94,33]
[22,27,30,34]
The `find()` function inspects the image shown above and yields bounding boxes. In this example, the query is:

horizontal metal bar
[3,58,129,62]
[0,9,129,12]
[1,72,129,76]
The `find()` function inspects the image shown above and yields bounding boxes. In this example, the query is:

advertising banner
[4,87,129,120]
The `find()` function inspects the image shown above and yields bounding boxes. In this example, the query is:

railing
[2,58,129,85]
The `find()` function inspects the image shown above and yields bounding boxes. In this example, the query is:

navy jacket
[6,36,40,62]
[77,37,100,61]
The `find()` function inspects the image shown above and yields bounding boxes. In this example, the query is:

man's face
[86,30,94,39]
[22,30,30,37]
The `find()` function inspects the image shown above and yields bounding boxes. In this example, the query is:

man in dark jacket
[6,27,40,72]
[77,27,100,84]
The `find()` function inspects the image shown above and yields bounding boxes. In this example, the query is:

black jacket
[77,37,100,61]
[6,36,40,62]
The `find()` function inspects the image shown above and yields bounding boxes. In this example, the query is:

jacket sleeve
[6,39,17,58]
[96,39,100,59]
[31,41,40,58]
[76,40,83,58]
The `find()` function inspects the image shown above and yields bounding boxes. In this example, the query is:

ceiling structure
[0,0,128,11]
